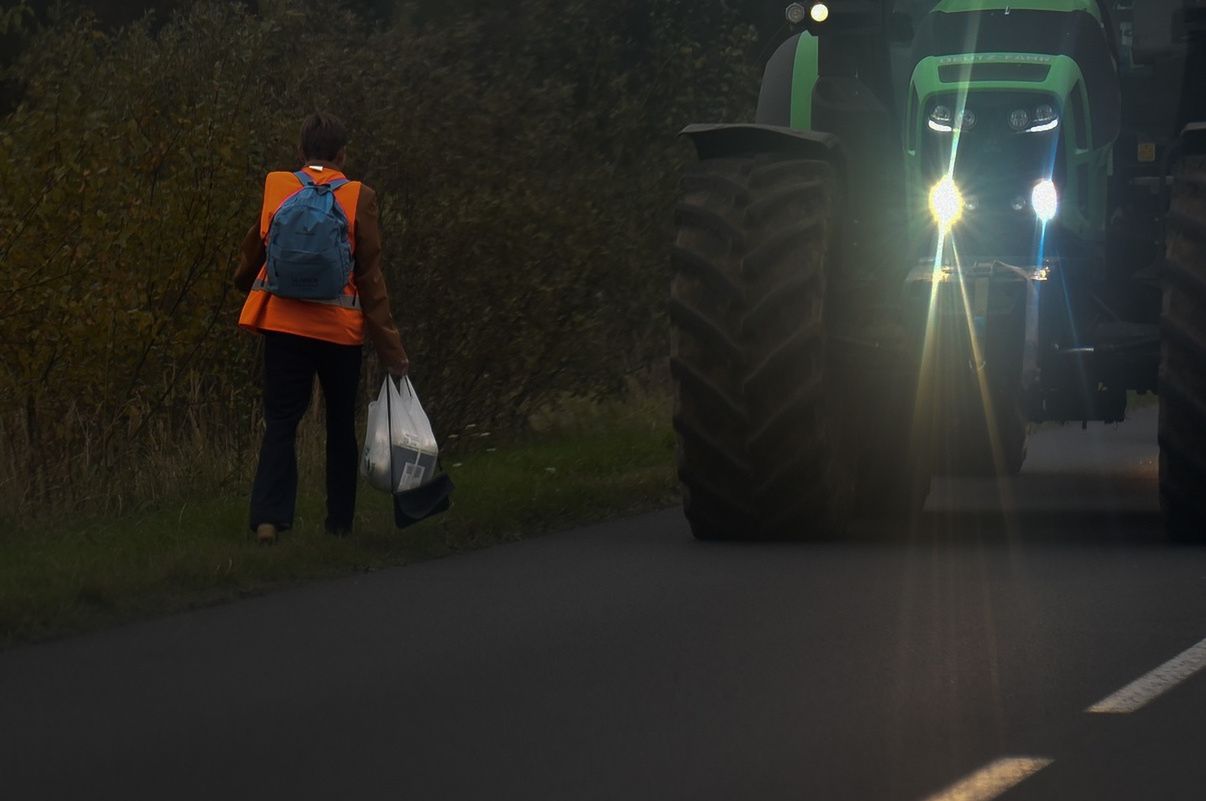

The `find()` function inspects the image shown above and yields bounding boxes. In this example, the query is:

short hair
[299,112,348,162]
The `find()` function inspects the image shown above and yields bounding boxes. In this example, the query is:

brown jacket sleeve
[354,185,410,376]
[233,223,264,294]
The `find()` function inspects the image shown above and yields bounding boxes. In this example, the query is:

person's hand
[387,357,410,378]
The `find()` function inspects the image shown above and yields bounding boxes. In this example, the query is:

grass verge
[0,395,677,648]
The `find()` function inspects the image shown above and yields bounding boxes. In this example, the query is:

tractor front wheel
[1160,153,1206,542]
[671,154,854,540]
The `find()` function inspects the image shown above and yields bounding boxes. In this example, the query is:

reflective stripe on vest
[250,278,361,310]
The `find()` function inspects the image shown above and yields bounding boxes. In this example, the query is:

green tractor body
[671,0,1206,539]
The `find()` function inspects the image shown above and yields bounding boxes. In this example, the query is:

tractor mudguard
[680,123,844,172]
[756,32,820,130]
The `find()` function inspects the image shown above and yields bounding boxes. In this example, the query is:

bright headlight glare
[810,2,829,22]
[929,176,963,231]
[1032,180,1058,222]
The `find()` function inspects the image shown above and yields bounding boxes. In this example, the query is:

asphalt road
[4,407,1206,801]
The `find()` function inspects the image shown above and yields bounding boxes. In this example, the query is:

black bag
[392,470,455,529]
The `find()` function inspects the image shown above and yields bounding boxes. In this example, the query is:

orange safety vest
[237,167,366,345]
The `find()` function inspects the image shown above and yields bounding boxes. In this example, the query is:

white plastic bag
[360,380,394,492]
[389,377,439,491]
[361,377,439,493]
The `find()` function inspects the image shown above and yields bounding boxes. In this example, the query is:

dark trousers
[250,332,362,532]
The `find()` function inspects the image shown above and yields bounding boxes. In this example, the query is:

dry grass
[0,365,381,527]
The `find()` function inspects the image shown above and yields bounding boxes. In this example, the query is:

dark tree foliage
[22,0,240,26]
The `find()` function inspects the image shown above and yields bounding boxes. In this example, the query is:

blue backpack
[265,171,353,300]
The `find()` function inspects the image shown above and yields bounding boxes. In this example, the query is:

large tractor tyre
[1160,153,1206,542]
[671,155,854,540]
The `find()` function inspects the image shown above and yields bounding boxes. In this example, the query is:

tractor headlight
[929,176,963,231]
[1010,104,1060,133]
[1028,104,1059,132]
[1031,180,1058,222]
[928,105,954,132]
[810,2,829,22]
[928,105,975,133]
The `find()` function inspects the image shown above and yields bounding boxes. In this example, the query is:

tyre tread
[1160,155,1206,541]
[671,155,850,540]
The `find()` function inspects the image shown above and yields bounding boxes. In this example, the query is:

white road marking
[920,757,1053,801]
[1087,636,1206,714]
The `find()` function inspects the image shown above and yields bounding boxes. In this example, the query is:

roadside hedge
[0,0,759,518]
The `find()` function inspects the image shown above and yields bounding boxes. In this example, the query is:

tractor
[670,0,1206,539]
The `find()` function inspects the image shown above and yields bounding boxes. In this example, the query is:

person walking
[234,112,409,545]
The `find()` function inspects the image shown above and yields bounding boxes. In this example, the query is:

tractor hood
[910,52,1082,101]
[900,0,1119,261]
[904,51,1103,262]
[906,50,1085,154]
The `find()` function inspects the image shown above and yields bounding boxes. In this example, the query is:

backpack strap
[294,172,349,192]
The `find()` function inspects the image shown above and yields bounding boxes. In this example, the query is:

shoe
[255,523,278,546]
